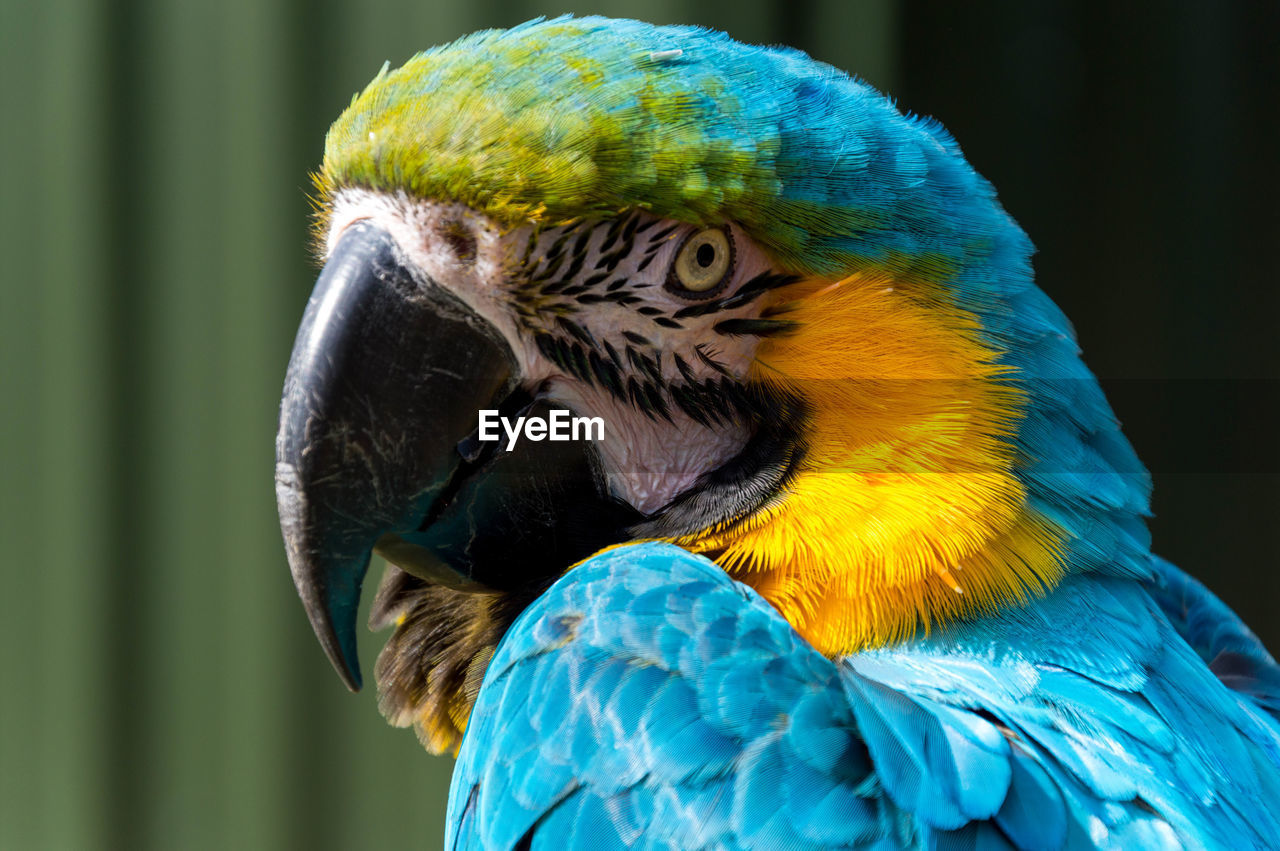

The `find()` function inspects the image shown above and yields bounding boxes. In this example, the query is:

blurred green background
[0,1,1275,848]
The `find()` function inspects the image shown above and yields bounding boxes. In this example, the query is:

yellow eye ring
[667,227,734,298]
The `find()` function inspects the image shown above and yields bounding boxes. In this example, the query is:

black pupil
[695,242,717,268]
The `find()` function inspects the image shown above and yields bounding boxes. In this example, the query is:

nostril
[441,219,477,263]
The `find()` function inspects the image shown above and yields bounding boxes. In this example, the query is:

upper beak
[274,221,518,690]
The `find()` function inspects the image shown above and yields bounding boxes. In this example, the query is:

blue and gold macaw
[274,17,1280,849]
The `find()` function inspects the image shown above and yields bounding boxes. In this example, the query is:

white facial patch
[323,189,791,515]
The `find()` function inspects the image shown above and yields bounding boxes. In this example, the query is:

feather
[308,18,1280,850]
[448,545,1280,849]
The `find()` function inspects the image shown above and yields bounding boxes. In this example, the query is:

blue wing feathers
[1145,556,1280,723]
[844,674,1012,829]
[991,747,1069,851]
[451,543,906,850]
[449,544,1280,849]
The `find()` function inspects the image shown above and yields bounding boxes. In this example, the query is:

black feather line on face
[626,376,652,416]
[601,339,624,369]
[555,336,578,375]
[624,346,663,384]
[559,236,591,282]
[624,345,647,374]
[631,226,673,271]
[693,344,731,376]
[567,342,593,385]
[535,332,558,365]
[588,349,625,399]
[598,215,628,254]
[519,228,539,267]
[680,379,715,425]
[594,245,631,274]
[570,224,593,253]
[533,254,565,285]
[556,316,596,347]
[642,380,672,422]
[622,331,651,346]
[621,213,641,242]
[538,334,580,379]
[669,384,706,426]
[737,271,800,297]
[538,278,571,296]
[533,233,573,281]
[648,222,680,242]
[672,352,696,383]
[670,272,799,320]
[671,302,721,320]
[712,318,799,338]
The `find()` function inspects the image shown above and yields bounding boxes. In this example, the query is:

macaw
[274,16,1280,850]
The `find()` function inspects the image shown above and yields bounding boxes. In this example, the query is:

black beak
[276,222,645,692]
[275,222,518,690]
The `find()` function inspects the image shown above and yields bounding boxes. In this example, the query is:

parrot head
[276,17,1152,753]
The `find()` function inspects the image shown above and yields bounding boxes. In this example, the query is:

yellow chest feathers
[666,273,1068,655]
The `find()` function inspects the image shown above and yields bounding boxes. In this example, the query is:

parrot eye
[667,227,734,299]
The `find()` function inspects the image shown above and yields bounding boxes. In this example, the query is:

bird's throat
[666,272,1070,656]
